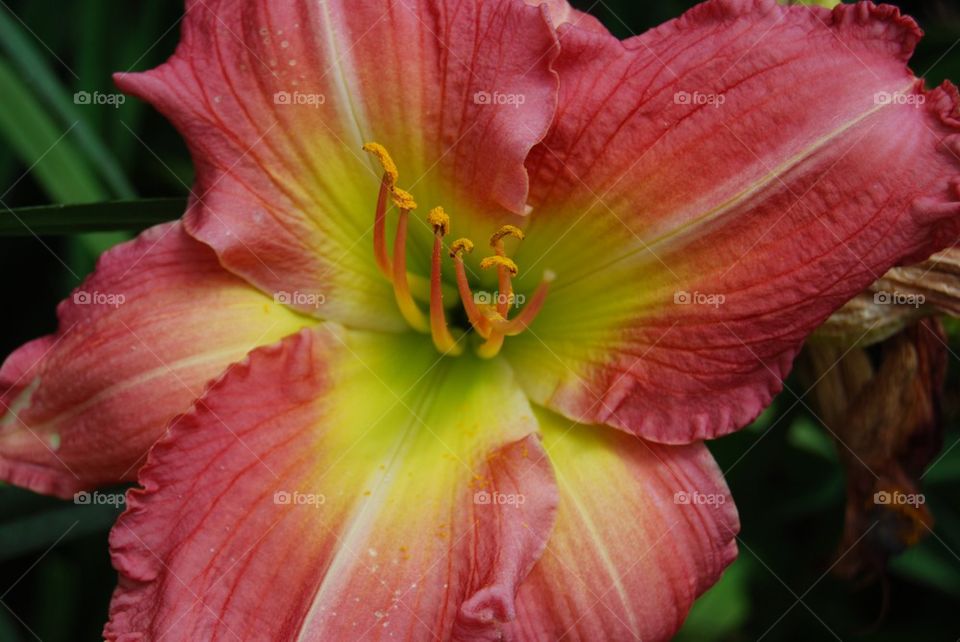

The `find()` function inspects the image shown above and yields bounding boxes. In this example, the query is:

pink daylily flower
[2,0,960,639]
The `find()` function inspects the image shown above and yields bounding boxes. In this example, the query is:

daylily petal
[106,327,557,641]
[525,0,608,32]
[507,409,738,641]
[508,0,960,443]
[115,0,560,330]
[0,223,310,498]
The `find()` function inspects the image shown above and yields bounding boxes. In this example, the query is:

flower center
[363,142,553,358]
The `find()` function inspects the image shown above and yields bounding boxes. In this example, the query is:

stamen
[487,271,554,336]
[449,238,491,339]
[476,255,519,359]
[475,332,505,360]
[362,143,399,186]
[427,207,462,355]
[359,146,549,355]
[391,187,417,211]
[427,206,450,236]
[391,196,429,333]
[363,143,399,277]
[450,238,474,256]
[489,227,522,317]
[479,255,519,276]
[489,225,525,245]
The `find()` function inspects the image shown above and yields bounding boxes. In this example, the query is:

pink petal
[0,223,310,497]
[508,0,960,443]
[508,411,738,641]
[106,327,557,641]
[115,0,560,330]
[525,0,607,32]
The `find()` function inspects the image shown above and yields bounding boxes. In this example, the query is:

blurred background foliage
[0,1,959,640]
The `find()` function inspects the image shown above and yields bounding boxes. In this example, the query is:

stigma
[364,142,552,358]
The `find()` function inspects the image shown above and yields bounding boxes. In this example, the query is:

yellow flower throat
[363,142,552,358]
